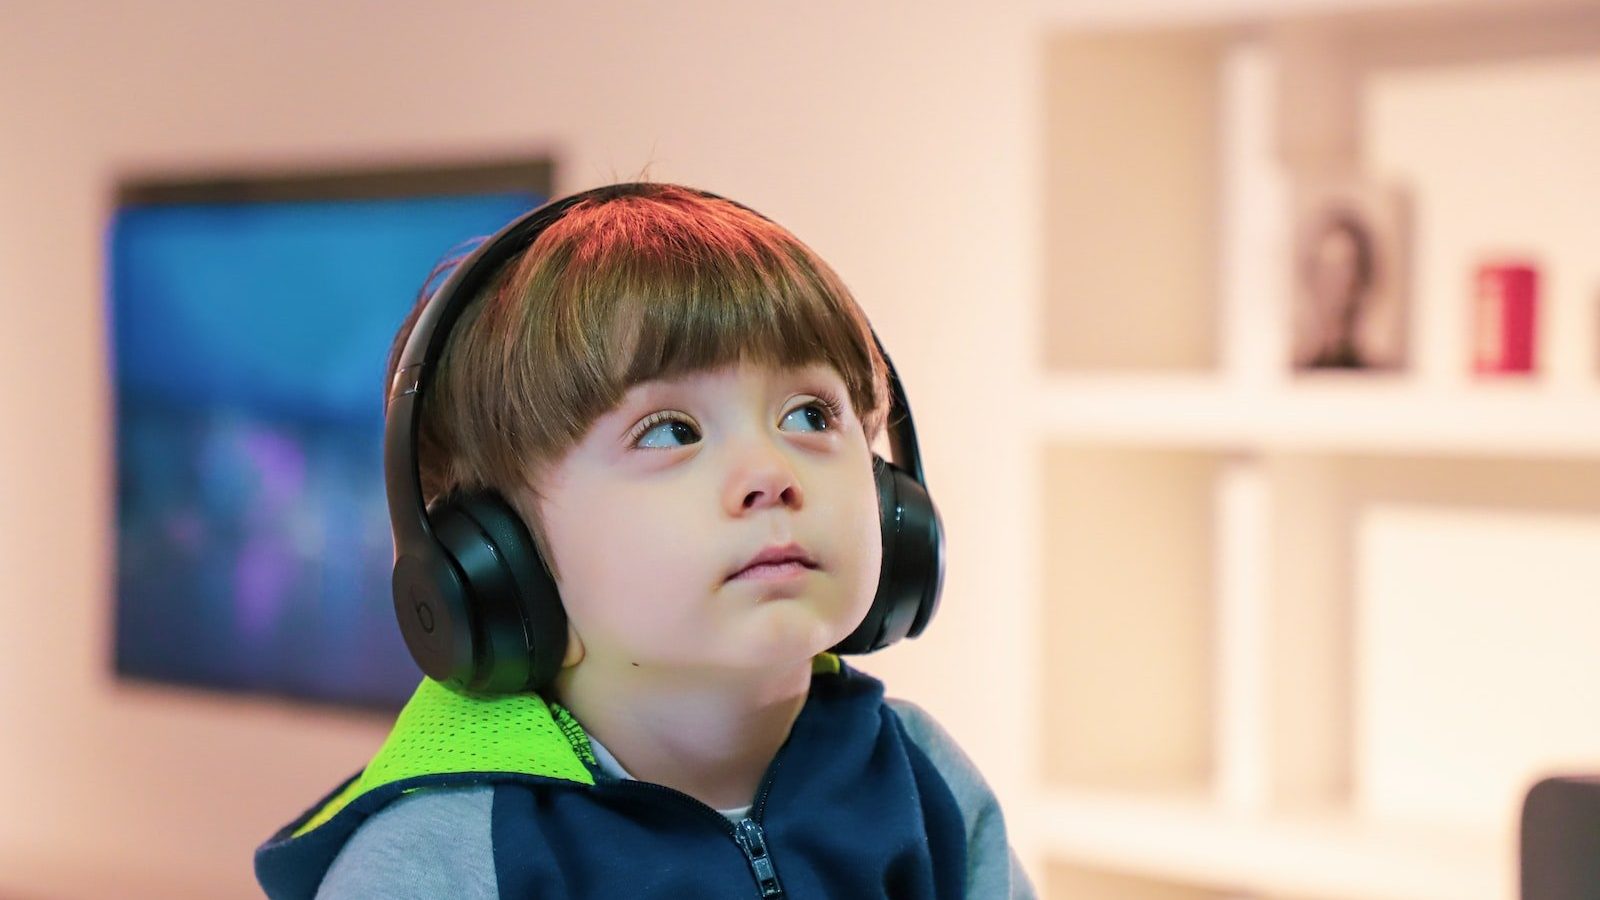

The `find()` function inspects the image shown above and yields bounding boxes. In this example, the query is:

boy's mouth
[727,541,818,581]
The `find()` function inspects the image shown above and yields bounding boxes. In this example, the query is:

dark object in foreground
[1522,774,1600,899]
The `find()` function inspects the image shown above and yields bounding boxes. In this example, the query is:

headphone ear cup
[878,457,944,644]
[392,543,478,690]
[895,467,944,639]
[830,454,945,655]
[421,490,566,694]
[450,490,567,692]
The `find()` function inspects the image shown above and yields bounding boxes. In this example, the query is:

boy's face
[530,360,882,676]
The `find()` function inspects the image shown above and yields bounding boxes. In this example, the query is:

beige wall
[0,2,1040,896]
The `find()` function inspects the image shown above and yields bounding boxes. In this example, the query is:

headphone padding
[450,490,567,693]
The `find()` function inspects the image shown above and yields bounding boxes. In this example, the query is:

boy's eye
[782,402,835,434]
[629,395,843,451]
[633,416,700,450]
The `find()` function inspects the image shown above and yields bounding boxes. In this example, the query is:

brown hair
[385,182,891,577]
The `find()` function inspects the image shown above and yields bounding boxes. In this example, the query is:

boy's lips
[726,541,818,581]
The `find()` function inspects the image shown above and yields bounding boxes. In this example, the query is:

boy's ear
[562,619,585,669]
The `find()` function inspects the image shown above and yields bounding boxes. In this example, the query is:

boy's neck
[549,659,814,811]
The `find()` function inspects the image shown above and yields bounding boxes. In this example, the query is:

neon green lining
[290,653,841,838]
[292,679,594,837]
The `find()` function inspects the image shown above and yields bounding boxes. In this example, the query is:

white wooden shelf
[1030,4,1600,897]
[1033,787,1513,900]
[1032,373,1600,460]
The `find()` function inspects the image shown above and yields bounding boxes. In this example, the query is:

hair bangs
[511,189,889,460]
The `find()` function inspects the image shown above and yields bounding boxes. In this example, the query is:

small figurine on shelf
[1472,259,1539,376]
[1290,179,1410,374]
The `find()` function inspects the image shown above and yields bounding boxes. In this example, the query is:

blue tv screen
[110,175,546,710]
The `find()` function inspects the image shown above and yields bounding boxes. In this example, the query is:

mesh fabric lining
[289,653,841,839]
[292,678,593,837]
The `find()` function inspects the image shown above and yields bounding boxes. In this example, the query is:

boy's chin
[717,605,861,668]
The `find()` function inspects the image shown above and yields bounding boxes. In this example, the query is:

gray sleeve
[887,698,1038,900]
[315,785,499,900]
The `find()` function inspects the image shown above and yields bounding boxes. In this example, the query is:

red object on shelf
[1473,261,1538,374]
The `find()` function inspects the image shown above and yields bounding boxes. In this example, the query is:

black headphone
[384,182,944,694]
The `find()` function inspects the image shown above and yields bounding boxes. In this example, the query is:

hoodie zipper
[603,768,785,898]
[733,817,782,897]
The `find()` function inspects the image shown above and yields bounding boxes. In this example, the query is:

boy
[254,182,1035,898]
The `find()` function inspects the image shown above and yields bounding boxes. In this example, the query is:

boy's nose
[723,445,804,514]
[737,481,801,512]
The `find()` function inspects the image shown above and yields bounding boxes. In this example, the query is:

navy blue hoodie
[255,656,1033,899]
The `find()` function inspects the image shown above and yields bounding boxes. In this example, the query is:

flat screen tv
[109,160,551,710]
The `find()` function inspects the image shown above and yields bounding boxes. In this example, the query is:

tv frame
[107,155,556,714]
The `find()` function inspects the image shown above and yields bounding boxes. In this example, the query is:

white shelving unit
[1032,3,1600,898]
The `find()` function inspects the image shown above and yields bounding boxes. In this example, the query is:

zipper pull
[734,818,784,898]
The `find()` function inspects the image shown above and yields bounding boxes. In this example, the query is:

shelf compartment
[1038,444,1222,792]
[1341,457,1600,830]
[1041,27,1230,374]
